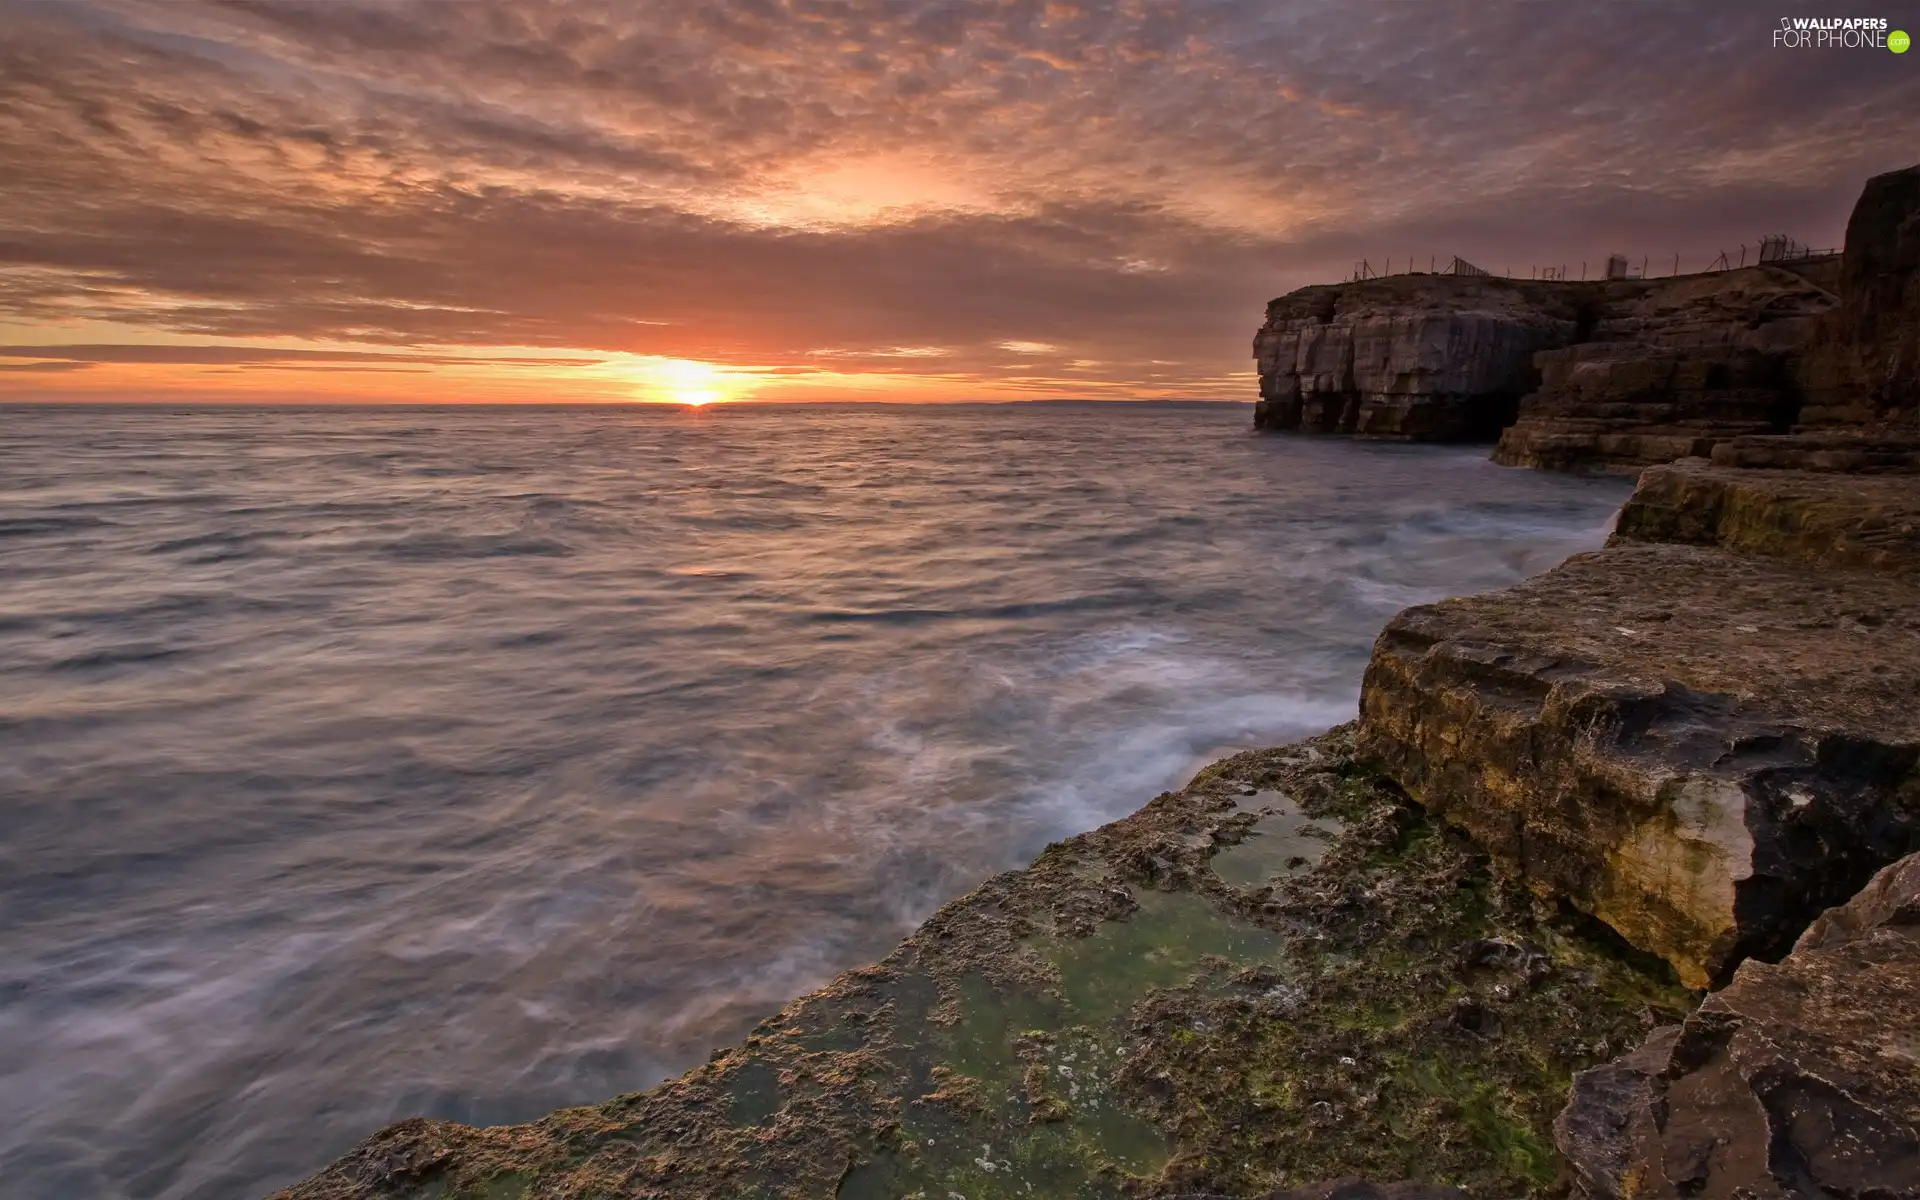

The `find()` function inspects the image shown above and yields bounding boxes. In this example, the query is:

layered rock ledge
[1359,540,1920,988]
[1614,453,1920,575]
[1488,269,1833,473]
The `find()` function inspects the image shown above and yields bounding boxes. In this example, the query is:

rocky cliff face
[1257,161,1920,474]
[1489,270,1834,472]
[1252,277,1579,441]
[1252,268,1834,465]
[1797,163,1920,427]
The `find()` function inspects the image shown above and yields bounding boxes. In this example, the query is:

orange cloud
[2,1,1915,404]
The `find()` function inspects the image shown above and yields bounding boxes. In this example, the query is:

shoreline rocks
[1357,539,1920,988]
[1554,851,1920,1199]
[1613,452,1920,574]
[272,729,1698,1199]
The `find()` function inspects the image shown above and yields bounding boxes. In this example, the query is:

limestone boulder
[1358,542,1920,987]
[1554,852,1920,1199]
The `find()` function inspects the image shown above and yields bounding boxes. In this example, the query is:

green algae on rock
[276,727,1693,1200]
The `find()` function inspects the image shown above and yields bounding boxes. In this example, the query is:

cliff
[1255,161,1920,475]
[1796,163,1920,426]
[1251,276,1581,440]
[1489,268,1834,471]
[1251,269,1833,460]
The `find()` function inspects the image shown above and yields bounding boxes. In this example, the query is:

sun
[655,358,726,406]
[604,356,744,406]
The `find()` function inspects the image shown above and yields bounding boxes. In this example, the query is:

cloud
[2,0,1916,399]
[0,344,596,366]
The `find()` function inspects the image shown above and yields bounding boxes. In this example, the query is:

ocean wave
[0,403,1631,1199]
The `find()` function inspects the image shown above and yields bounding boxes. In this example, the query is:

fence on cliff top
[1349,236,1840,284]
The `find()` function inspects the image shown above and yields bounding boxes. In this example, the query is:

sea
[0,402,1633,1199]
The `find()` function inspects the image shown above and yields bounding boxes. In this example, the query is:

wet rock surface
[1554,851,1920,1200]
[275,728,1695,1200]
[1257,1181,1467,1200]
[1358,542,1920,987]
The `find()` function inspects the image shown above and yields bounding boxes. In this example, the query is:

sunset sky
[2,1,1917,405]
